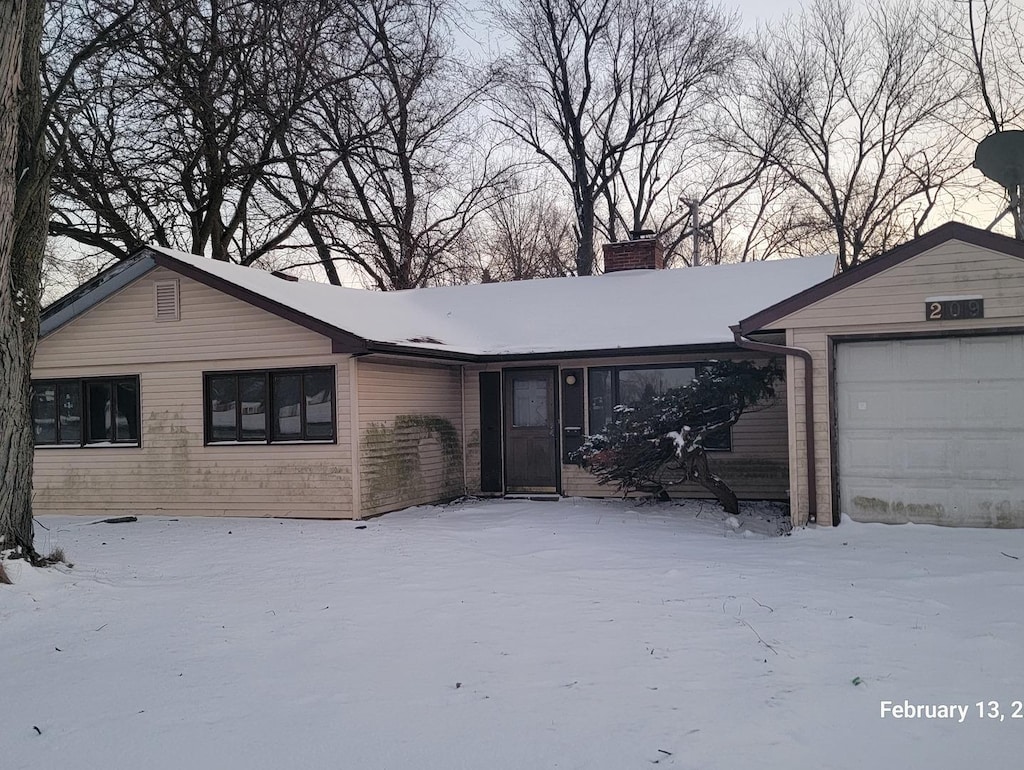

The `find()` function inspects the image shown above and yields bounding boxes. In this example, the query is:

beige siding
[356,358,465,517]
[33,268,356,518]
[40,267,333,364]
[775,240,1024,526]
[464,353,790,502]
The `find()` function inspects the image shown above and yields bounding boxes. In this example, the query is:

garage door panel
[838,341,894,375]
[836,336,1024,527]
[957,440,1013,476]
[959,336,1024,370]
[899,338,954,378]
[901,438,950,473]
[900,388,952,427]
[963,386,1024,427]
[960,491,1024,528]
[838,387,898,429]
[839,436,893,473]
[844,482,952,524]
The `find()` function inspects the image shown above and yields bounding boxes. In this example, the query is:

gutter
[361,340,742,365]
[730,325,818,524]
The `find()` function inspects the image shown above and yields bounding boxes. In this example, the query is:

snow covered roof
[146,245,837,358]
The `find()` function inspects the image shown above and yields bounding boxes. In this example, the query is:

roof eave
[737,222,1024,335]
[147,248,369,353]
[361,340,745,364]
[39,254,158,338]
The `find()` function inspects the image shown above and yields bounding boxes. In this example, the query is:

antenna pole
[690,200,700,266]
[1013,185,1023,240]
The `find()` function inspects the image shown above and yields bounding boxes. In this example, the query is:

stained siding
[465,352,789,501]
[774,240,1024,526]
[32,268,355,518]
[357,358,465,517]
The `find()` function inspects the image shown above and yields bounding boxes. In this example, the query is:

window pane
[239,375,267,441]
[512,378,548,427]
[588,369,614,433]
[86,382,113,443]
[209,376,237,441]
[303,371,334,439]
[115,380,139,442]
[32,383,57,444]
[272,374,302,440]
[704,427,732,451]
[57,382,82,444]
[618,367,696,405]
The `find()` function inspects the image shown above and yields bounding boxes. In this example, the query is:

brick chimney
[602,232,665,273]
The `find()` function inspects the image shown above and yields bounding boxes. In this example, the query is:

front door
[503,368,558,492]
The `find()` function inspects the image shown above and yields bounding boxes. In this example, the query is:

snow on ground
[2,498,1024,769]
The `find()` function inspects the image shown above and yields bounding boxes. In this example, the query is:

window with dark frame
[31,377,140,446]
[587,364,732,451]
[203,367,335,444]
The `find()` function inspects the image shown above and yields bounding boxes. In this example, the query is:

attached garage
[835,335,1024,527]
[735,223,1024,528]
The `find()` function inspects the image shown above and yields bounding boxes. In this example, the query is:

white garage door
[835,336,1024,527]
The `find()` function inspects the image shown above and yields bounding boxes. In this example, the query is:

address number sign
[925,298,984,321]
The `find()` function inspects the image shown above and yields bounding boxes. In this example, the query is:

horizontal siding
[32,354,354,518]
[37,267,333,365]
[357,359,464,517]
[778,240,1024,526]
[465,352,790,501]
[33,268,355,518]
[776,242,1024,330]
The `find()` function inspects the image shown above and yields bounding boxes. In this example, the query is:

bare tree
[735,0,966,270]
[494,0,740,275]
[46,0,333,265]
[594,15,748,259]
[460,179,575,282]
[652,161,807,266]
[950,0,1024,132]
[287,0,511,290]
[943,0,1024,237]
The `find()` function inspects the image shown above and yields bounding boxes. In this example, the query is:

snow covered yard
[3,499,1024,769]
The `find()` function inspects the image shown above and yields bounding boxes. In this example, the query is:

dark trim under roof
[360,340,744,364]
[736,222,1024,335]
[40,255,157,338]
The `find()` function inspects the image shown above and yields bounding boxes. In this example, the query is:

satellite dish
[974,130,1024,191]
[974,131,1024,239]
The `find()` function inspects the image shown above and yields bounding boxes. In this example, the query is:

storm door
[503,368,558,492]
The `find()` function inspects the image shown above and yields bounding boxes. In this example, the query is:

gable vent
[154,279,180,321]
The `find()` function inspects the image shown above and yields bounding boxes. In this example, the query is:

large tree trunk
[576,196,596,276]
[1,0,47,559]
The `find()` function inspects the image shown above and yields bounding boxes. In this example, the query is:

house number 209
[926,299,984,321]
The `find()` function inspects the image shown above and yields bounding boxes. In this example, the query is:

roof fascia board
[148,249,368,353]
[362,340,745,364]
[737,223,1024,334]
[39,255,158,338]
[482,342,744,362]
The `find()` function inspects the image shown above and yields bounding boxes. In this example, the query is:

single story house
[31,222,1024,527]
